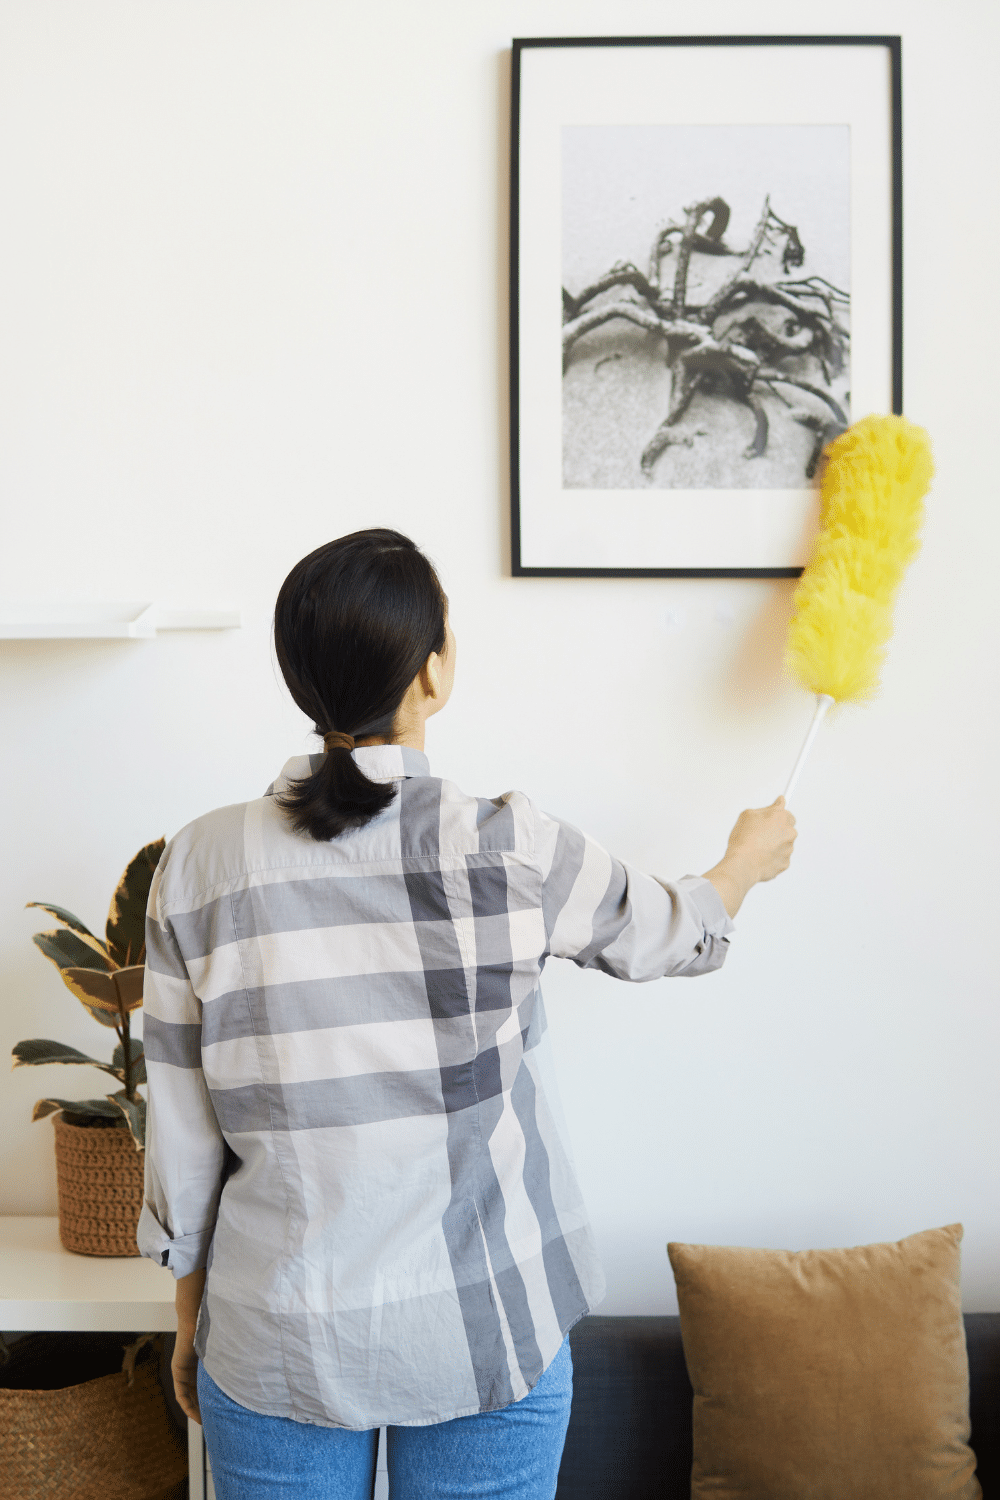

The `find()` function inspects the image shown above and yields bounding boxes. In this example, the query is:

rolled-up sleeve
[533,806,734,980]
[136,858,225,1278]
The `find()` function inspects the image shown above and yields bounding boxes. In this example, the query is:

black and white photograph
[562,125,851,492]
[511,37,900,576]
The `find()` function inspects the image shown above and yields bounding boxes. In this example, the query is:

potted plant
[12,839,165,1257]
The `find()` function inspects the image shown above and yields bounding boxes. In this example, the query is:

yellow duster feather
[782,414,934,797]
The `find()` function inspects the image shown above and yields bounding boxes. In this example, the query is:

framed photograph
[509,35,902,577]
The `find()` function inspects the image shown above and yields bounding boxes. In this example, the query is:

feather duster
[782,414,934,799]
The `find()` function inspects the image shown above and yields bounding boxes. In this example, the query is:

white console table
[0,1216,210,1499]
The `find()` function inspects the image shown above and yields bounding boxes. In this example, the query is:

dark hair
[272,528,447,841]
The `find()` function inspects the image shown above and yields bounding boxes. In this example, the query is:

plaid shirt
[138,745,733,1428]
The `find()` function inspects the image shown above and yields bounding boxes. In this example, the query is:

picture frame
[509,35,902,578]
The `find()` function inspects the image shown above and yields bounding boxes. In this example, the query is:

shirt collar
[266,745,430,798]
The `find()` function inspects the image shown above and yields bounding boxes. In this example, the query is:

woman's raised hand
[702,796,797,918]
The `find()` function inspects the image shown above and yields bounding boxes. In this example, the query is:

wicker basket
[0,1331,187,1500]
[53,1112,145,1257]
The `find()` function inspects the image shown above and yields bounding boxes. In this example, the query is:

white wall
[1,0,997,1313]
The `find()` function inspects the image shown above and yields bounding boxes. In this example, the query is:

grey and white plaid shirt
[138,745,733,1428]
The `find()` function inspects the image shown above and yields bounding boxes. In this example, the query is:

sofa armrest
[558,1316,692,1500]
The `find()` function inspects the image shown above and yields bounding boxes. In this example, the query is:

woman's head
[273,528,450,840]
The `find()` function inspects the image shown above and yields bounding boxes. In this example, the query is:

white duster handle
[783,694,834,802]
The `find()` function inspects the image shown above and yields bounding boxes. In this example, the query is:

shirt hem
[197,1297,599,1430]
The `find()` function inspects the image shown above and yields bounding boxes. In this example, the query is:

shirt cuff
[669,874,736,975]
[678,873,736,936]
[137,1201,215,1280]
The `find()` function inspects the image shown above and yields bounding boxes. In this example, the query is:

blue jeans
[196,1338,573,1500]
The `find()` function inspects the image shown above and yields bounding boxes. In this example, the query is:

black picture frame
[509,35,902,579]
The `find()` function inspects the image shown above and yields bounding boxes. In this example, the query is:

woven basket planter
[53,1112,144,1257]
[0,1331,186,1500]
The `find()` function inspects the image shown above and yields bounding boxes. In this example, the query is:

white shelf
[0,1215,176,1331]
[0,602,241,639]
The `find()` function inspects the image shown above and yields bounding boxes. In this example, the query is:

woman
[138,528,795,1499]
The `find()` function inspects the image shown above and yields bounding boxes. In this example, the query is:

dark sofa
[558,1314,1000,1499]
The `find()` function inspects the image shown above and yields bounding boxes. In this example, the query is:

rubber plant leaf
[12,1039,123,1081]
[107,1088,146,1151]
[32,929,115,976]
[112,1037,146,1087]
[60,967,121,1028]
[105,839,165,969]
[32,1096,121,1122]
[113,965,146,1013]
[25,903,108,955]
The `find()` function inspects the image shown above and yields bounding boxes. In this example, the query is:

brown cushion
[668,1224,981,1500]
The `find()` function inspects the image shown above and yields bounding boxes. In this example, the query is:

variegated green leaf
[105,839,165,968]
[32,1096,121,1122]
[32,929,115,975]
[73,999,121,1030]
[107,1088,146,1151]
[12,1038,120,1077]
[25,903,107,952]
[76,930,114,962]
[112,1038,145,1087]
[113,965,145,1012]
[59,967,122,1028]
[111,1037,145,1069]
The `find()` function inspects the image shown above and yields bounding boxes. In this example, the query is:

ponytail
[272,529,447,841]
[278,747,397,842]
